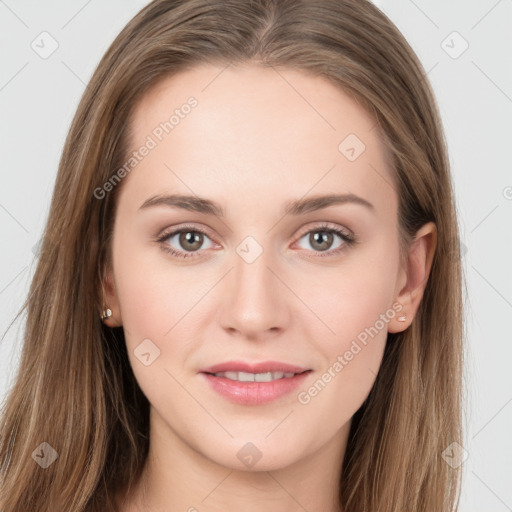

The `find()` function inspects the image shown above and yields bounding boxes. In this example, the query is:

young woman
[0,0,464,510]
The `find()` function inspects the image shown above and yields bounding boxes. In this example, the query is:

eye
[156,222,356,260]
[294,223,355,257]
[157,225,216,259]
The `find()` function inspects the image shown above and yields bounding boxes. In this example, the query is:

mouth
[199,361,312,405]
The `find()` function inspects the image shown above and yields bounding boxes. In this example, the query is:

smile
[200,363,312,405]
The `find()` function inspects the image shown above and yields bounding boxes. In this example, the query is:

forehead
[124,63,396,213]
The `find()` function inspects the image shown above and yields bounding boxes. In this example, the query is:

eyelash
[156,223,356,260]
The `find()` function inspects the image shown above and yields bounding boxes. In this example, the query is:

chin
[197,434,309,472]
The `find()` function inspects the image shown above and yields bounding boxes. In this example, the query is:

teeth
[239,371,256,382]
[213,371,297,381]
[255,372,281,382]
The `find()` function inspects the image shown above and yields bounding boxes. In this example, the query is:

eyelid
[157,223,217,242]
[157,220,352,239]
[294,221,353,239]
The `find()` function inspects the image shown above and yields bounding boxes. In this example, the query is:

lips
[199,360,312,405]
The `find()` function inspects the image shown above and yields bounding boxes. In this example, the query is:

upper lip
[200,360,310,374]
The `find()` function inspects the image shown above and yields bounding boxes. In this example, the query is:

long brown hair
[0,0,464,510]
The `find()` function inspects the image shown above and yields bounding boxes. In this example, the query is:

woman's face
[106,64,411,471]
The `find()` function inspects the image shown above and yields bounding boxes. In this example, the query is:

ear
[388,222,437,333]
[101,265,123,327]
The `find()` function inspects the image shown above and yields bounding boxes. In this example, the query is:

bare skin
[103,63,436,511]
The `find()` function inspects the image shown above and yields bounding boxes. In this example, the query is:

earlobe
[388,222,437,333]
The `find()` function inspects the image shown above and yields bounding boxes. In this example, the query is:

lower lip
[200,371,311,405]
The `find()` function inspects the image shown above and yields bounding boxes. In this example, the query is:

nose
[217,239,291,341]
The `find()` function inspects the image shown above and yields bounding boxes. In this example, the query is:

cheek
[112,233,200,338]
[314,249,399,348]
[296,274,393,424]
[111,235,222,394]
[303,245,399,402]
[112,246,200,409]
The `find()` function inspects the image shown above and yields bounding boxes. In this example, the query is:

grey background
[1,0,511,510]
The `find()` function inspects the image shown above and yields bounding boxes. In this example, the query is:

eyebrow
[138,192,374,216]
